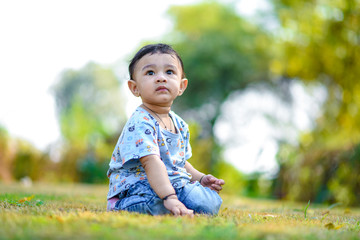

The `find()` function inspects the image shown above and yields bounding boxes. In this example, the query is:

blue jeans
[113,180,222,215]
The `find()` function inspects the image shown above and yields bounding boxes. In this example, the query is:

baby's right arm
[140,155,193,216]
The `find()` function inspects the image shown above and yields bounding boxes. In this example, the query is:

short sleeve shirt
[107,106,192,200]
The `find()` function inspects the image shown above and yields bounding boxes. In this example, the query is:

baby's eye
[166,70,174,75]
[146,70,155,76]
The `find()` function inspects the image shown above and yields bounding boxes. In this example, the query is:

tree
[51,62,126,182]
[53,62,125,142]
[271,0,360,148]
[270,0,360,205]
[165,1,272,172]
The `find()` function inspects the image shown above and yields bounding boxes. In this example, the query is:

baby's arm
[140,155,193,216]
[184,161,225,193]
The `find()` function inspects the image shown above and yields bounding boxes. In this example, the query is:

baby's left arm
[184,162,225,193]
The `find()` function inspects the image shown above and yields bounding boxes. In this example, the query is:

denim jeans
[110,180,222,215]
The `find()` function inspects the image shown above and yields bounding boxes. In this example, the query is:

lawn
[0,183,359,240]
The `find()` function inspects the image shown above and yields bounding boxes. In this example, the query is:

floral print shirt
[107,106,192,200]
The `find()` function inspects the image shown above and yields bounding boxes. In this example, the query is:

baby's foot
[107,197,120,211]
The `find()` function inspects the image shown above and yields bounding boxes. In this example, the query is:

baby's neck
[141,103,171,116]
[141,103,176,133]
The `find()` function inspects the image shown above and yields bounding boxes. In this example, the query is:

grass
[0,183,359,240]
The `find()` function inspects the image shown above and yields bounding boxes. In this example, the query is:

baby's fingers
[215,179,225,186]
[171,205,193,217]
[171,207,181,216]
[181,208,194,217]
[211,184,223,193]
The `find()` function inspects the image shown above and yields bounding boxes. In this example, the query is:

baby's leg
[179,182,223,215]
[115,181,171,215]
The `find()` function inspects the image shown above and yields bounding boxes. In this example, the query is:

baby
[107,43,225,216]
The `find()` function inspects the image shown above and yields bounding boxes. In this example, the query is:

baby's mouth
[156,86,169,92]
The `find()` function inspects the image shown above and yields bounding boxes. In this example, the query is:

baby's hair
[129,43,185,80]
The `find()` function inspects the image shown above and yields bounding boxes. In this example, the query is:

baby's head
[129,43,185,80]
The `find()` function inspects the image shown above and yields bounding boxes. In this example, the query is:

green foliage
[2,194,44,207]
[187,122,216,173]
[0,125,52,183]
[241,173,275,199]
[12,140,50,181]
[271,0,360,205]
[52,62,125,140]
[51,62,126,183]
[276,143,360,206]
[215,161,246,196]
[60,98,98,147]
[76,152,109,183]
[164,1,272,173]
[270,0,360,146]
[304,200,310,219]
[168,1,271,115]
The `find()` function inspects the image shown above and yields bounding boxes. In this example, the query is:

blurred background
[1,0,359,206]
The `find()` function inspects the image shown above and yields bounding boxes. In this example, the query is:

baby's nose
[156,73,167,82]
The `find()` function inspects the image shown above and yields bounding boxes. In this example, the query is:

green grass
[1,183,359,240]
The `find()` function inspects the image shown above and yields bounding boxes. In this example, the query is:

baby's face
[130,53,187,107]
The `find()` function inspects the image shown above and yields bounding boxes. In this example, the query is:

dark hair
[129,43,185,80]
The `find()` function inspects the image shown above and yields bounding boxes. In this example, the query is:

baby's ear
[128,80,140,97]
[178,78,188,96]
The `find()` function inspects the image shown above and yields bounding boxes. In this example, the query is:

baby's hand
[200,174,225,193]
[163,196,194,217]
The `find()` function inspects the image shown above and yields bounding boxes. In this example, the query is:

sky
[0,0,194,149]
[0,0,303,175]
